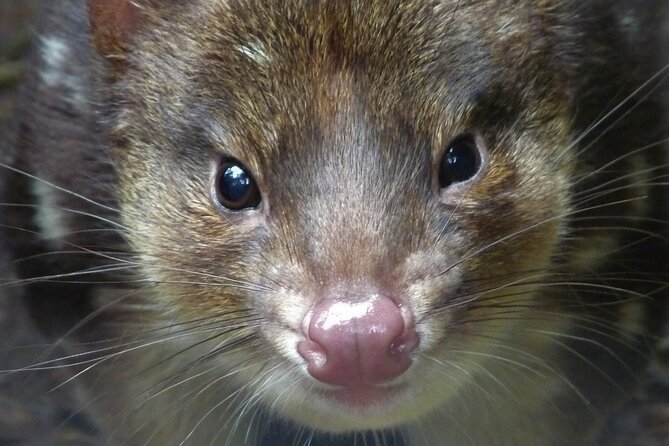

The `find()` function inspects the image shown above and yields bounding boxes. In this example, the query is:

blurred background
[1,2,99,445]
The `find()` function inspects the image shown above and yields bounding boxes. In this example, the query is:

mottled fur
[1,1,667,445]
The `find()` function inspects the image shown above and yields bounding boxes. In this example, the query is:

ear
[87,0,153,57]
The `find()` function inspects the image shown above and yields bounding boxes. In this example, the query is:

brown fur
[1,0,667,445]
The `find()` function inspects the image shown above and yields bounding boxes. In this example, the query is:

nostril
[390,329,420,356]
[298,296,419,388]
[298,340,327,368]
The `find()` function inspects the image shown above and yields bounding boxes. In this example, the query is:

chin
[257,364,452,434]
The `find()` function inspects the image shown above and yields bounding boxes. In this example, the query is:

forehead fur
[122,0,576,153]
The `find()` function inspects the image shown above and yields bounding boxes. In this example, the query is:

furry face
[2,1,666,445]
[111,0,575,431]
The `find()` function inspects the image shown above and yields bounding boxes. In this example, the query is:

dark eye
[439,135,481,188]
[214,159,261,210]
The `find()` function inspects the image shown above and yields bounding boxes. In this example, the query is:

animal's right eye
[439,134,482,188]
[214,159,261,211]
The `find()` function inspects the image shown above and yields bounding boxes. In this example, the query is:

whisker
[0,161,121,214]
[556,63,669,162]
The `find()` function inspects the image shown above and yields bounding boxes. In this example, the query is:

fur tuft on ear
[87,0,151,57]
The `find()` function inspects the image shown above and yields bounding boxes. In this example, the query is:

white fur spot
[40,36,70,84]
[39,36,86,106]
[32,181,69,249]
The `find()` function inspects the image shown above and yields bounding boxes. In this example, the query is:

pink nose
[297,295,419,388]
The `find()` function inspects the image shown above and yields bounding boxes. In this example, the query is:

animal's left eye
[214,159,261,210]
[439,135,481,188]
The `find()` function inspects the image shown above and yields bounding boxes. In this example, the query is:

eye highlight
[439,135,481,188]
[214,159,261,210]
